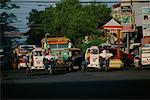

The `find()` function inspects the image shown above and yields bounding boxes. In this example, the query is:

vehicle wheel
[48,68,53,75]
[25,67,31,76]
[69,66,73,72]
[79,64,83,70]
[134,61,141,70]
[105,61,109,72]
[105,66,108,72]
[81,64,86,72]
[136,64,142,70]
[48,65,54,75]
[18,65,20,69]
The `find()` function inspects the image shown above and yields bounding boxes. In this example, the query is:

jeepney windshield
[49,44,57,49]
[48,44,68,49]
[91,49,99,54]
[58,44,68,48]
[33,51,42,56]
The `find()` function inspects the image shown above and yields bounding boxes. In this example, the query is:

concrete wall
[132,0,150,26]
[121,0,150,26]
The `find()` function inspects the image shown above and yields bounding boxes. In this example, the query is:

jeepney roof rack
[46,34,66,38]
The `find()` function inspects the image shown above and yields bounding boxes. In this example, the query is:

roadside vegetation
[27,0,111,51]
[0,0,19,48]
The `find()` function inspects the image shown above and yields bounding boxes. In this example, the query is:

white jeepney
[30,47,45,70]
[85,46,101,69]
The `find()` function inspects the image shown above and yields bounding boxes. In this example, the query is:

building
[132,0,150,27]
[112,0,150,50]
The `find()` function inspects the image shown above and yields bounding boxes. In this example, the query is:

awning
[103,18,123,30]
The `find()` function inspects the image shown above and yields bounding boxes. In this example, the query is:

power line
[11,0,150,4]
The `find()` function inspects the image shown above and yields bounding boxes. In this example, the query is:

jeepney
[41,36,74,72]
[83,45,123,72]
[26,47,55,75]
[17,45,36,69]
[84,46,101,70]
[30,47,44,70]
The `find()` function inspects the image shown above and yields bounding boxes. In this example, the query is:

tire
[25,67,31,76]
[79,65,82,70]
[81,64,86,72]
[48,68,53,75]
[69,66,73,72]
[134,61,142,70]
[105,60,109,72]
[105,66,108,72]
[18,64,21,69]
[48,64,54,75]
[137,64,142,70]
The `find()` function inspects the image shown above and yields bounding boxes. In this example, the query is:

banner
[121,5,135,32]
[4,32,24,37]
[142,7,150,37]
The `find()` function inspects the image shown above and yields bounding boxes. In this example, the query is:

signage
[48,40,68,44]
[4,32,24,37]
[121,15,132,23]
[121,0,131,6]
[121,6,132,15]
[121,5,135,32]
[142,7,150,37]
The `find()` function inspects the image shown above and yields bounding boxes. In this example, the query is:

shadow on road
[2,79,150,99]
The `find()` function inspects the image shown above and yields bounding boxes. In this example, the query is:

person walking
[24,53,30,75]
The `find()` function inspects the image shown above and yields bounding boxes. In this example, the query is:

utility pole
[127,0,132,53]
[121,0,134,53]
[127,32,130,53]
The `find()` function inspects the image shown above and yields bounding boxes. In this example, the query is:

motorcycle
[43,57,55,75]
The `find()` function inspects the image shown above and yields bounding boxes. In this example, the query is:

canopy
[103,18,123,29]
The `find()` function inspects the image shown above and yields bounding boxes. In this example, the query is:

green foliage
[28,0,111,46]
[0,0,19,33]
[81,37,105,53]
[0,0,19,48]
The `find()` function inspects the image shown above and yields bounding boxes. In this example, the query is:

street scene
[1,0,150,99]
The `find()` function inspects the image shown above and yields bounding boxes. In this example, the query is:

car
[71,53,84,69]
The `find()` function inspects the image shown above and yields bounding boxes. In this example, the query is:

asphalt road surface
[1,67,150,99]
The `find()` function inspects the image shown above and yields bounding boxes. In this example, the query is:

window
[49,44,57,49]
[142,50,150,53]
[33,51,42,56]
[58,44,68,48]
[91,49,99,54]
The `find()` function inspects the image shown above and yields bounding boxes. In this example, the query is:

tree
[81,36,105,53]
[0,0,19,48]
[27,0,111,47]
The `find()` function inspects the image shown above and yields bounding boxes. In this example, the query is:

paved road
[1,67,150,99]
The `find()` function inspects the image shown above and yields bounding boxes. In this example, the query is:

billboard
[121,6,132,15]
[142,7,150,37]
[121,5,135,32]
[121,0,131,6]
[4,32,24,37]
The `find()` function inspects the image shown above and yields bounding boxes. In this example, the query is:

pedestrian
[44,48,51,56]
[15,52,19,70]
[11,53,16,70]
[85,49,90,65]
[44,48,53,69]
[24,53,29,68]
[24,52,30,75]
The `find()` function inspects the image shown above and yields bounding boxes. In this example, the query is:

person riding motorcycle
[43,48,55,70]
